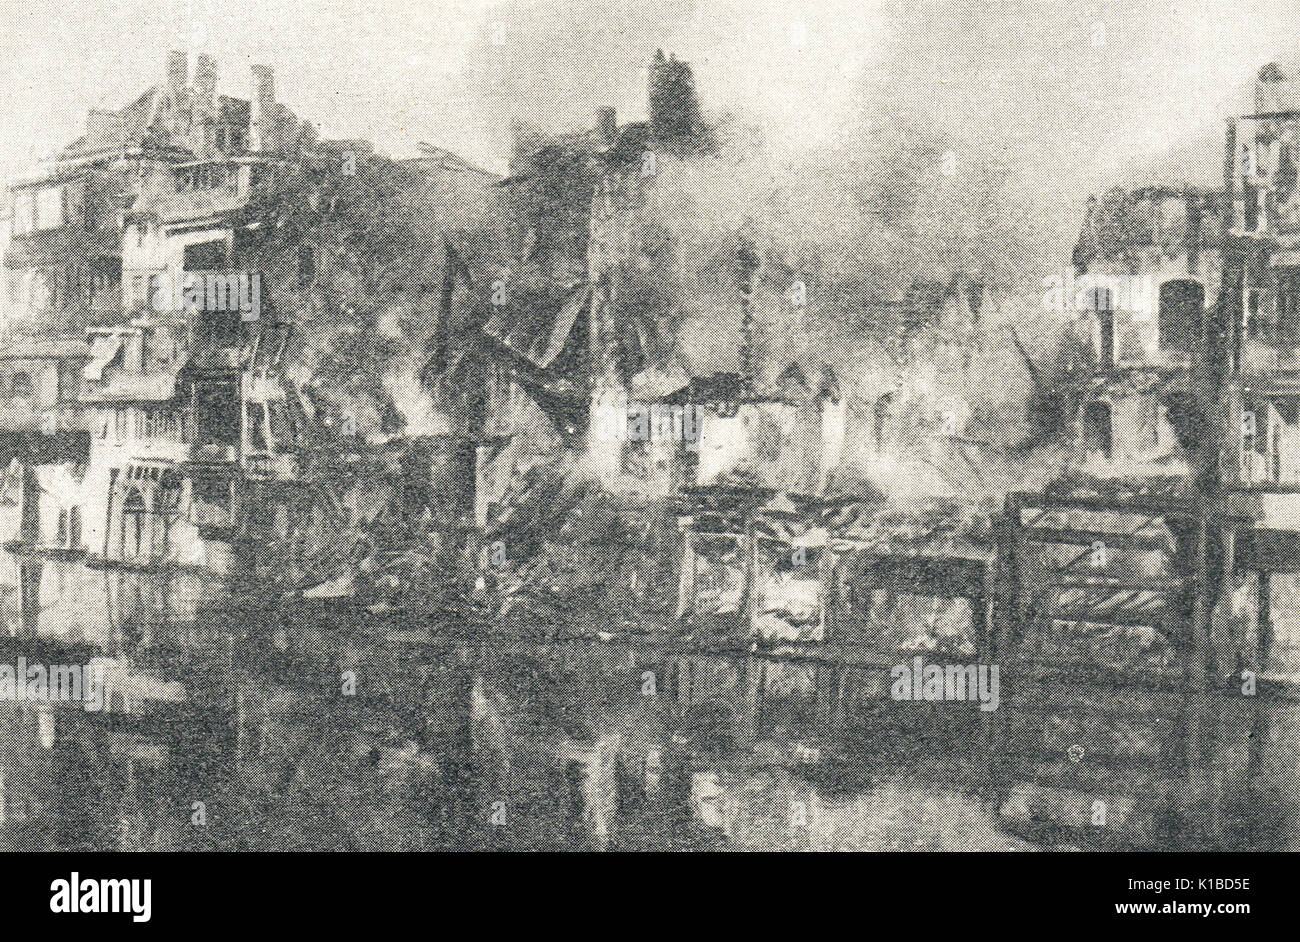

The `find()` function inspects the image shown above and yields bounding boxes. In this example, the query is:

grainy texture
[0,0,1296,853]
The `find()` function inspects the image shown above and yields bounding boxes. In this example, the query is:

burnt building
[1068,184,1223,473]
[459,52,847,529]
[1064,62,1300,682]
[2,52,320,568]
[3,52,297,338]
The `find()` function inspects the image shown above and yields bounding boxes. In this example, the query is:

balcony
[189,443,238,464]
[243,450,298,481]
[153,160,254,225]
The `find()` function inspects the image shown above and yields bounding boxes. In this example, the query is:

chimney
[1225,117,1239,231]
[194,53,218,104]
[596,107,617,146]
[249,64,276,152]
[735,233,760,393]
[647,50,706,151]
[166,50,188,96]
[1256,62,1288,115]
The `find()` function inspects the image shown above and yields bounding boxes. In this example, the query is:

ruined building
[4,49,506,579]
[457,51,847,527]
[3,53,337,569]
[4,52,295,338]
[1068,184,1223,475]
[447,53,1020,649]
[1060,62,1300,683]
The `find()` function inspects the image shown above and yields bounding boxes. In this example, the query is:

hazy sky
[2,0,1300,239]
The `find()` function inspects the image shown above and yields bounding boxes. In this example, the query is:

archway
[121,487,147,560]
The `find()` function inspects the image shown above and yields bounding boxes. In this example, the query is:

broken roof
[483,283,591,371]
[60,87,162,155]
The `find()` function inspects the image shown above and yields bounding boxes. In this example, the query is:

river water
[0,549,1294,851]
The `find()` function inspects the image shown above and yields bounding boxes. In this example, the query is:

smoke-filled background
[3,0,1300,501]
[3,0,1297,260]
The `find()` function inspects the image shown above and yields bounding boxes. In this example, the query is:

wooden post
[234,684,247,778]
[742,654,763,744]
[1219,525,1239,679]
[1257,569,1272,674]
[1190,513,1211,686]
[833,665,848,729]
[986,499,1021,796]
[820,541,833,644]
[1246,569,1270,783]
[978,559,997,781]
[997,494,1024,659]
[1183,512,1213,838]
[742,515,758,639]
[674,523,696,620]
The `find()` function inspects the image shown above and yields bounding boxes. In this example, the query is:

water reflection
[0,549,1295,851]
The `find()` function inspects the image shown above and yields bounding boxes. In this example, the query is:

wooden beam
[1049,607,1170,629]
[1010,490,1195,518]
[1053,573,1189,593]
[1020,525,1173,553]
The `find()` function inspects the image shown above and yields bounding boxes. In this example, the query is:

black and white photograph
[0,0,1291,922]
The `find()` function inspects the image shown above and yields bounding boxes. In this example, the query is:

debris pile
[482,473,681,638]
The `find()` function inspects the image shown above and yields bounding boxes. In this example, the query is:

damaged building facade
[4,49,504,589]
[1065,62,1300,682]
[450,52,1008,653]
[1068,184,1223,476]
[2,52,346,573]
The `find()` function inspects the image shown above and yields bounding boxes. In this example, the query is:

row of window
[95,407,191,443]
[1081,275,1300,358]
[1083,393,1300,480]
[1242,398,1300,485]
[174,163,238,193]
[6,260,122,312]
[1081,399,1166,460]
[54,506,83,549]
[129,273,164,310]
